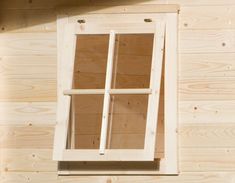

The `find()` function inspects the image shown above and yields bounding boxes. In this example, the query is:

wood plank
[1,6,235,33]
[58,5,179,14]
[180,123,235,148]
[1,5,235,32]
[2,148,235,173]
[0,10,56,33]
[0,0,84,9]
[0,125,54,149]
[179,77,235,101]
[0,102,56,125]
[179,30,235,53]
[0,33,56,56]
[2,123,235,150]
[180,148,235,172]
[179,53,235,78]
[1,0,235,10]
[2,172,235,183]
[78,0,235,6]
[163,13,178,174]
[179,6,235,30]
[179,100,235,124]
[0,56,56,79]
[0,172,58,183]
[0,78,56,102]
[54,24,77,160]
[0,149,56,172]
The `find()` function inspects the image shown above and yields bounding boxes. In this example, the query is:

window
[54,5,179,175]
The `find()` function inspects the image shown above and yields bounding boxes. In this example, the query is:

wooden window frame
[54,5,179,175]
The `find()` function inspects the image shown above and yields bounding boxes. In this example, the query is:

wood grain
[0,102,56,125]
[0,56,56,79]
[0,10,56,33]
[1,5,235,32]
[179,53,235,78]
[81,0,235,6]
[0,172,58,183]
[179,100,235,123]
[1,172,235,183]
[179,30,235,53]
[179,77,235,101]
[1,0,235,10]
[0,149,56,172]
[1,0,235,180]
[1,148,235,173]
[0,125,54,149]
[0,33,56,56]
[1,123,235,149]
[180,148,235,172]
[0,78,56,102]
[180,123,235,148]
[179,6,235,30]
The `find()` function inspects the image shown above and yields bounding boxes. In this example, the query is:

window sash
[55,22,165,161]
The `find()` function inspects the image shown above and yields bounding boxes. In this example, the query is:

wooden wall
[1,0,235,182]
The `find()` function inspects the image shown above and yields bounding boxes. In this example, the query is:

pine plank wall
[1,0,235,182]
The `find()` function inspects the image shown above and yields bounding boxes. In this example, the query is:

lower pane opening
[67,95,104,149]
[106,94,149,149]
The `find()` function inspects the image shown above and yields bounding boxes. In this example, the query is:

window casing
[54,5,179,175]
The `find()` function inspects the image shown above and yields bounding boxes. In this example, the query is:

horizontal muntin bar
[63,88,152,95]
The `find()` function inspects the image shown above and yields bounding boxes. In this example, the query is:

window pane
[111,34,154,89]
[106,94,148,149]
[67,95,104,149]
[73,35,109,89]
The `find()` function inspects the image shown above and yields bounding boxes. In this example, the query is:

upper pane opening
[111,34,154,89]
[73,34,109,89]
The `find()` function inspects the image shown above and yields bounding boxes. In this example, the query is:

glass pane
[106,94,148,149]
[67,95,104,149]
[73,35,109,89]
[111,34,154,89]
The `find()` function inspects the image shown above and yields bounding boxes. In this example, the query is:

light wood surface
[1,0,235,182]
